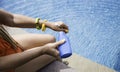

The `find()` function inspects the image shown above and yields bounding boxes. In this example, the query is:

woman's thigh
[12,34,56,50]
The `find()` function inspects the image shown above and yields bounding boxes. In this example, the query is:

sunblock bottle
[58,32,72,58]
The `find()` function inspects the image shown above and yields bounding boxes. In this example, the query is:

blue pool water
[0,0,120,71]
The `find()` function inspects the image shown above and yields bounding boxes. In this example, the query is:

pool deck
[7,27,115,72]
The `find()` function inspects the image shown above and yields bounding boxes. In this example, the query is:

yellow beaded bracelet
[41,20,47,31]
[35,18,41,30]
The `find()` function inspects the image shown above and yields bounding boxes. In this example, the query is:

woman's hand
[46,21,69,33]
[42,39,65,59]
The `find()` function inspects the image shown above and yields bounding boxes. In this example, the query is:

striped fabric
[0,25,23,72]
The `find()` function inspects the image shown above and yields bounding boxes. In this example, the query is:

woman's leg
[12,34,56,50]
[12,34,57,72]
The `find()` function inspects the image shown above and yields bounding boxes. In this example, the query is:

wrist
[39,20,52,27]
[45,22,53,28]
[36,18,54,31]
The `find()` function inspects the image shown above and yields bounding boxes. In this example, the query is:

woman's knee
[46,34,56,43]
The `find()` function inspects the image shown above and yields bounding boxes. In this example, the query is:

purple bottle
[58,32,72,58]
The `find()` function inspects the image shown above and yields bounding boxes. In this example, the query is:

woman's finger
[57,28,68,33]
[56,55,62,62]
[54,39,66,46]
[61,24,69,30]
[50,49,59,57]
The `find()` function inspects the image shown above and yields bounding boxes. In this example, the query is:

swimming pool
[0,0,120,71]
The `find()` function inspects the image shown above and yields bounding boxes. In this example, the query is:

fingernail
[62,39,66,42]
[65,30,69,33]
